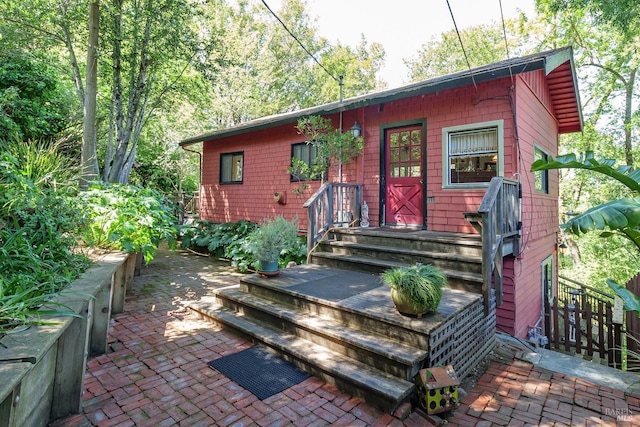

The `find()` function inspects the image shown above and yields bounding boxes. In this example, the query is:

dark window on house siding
[220,152,243,184]
[534,147,549,193]
[290,142,322,181]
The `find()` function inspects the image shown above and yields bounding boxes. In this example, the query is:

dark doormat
[288,272,380,301]
[208,346,310,400]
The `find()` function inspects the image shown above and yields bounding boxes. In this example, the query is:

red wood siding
[200,78,523,233]
[501,74,560,338]
[199,69,565,339]
[497,258,516,335]
[200,112,362,230]
[360,78,517,233]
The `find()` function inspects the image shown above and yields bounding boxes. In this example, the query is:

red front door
[384,125,425,227]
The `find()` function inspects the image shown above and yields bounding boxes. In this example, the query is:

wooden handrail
[558,275,615,306]
[467,177,521,314]
[303,183,363,254]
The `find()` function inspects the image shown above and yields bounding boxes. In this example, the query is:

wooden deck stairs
[189,228,493,415]
[310,227,484,293]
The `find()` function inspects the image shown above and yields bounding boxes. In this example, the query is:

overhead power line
[445,0,478,95]
[260,0,341,87]
[498,0,514,84]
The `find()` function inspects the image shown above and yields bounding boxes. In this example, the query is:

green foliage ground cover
[0,140,90,333]
[180,219,306,272]
[80,183,178,263]
[0,140,180,334]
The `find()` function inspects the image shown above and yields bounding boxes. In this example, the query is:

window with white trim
[442,120,503,187]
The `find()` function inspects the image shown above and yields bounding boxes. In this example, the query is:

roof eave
[545,47,584,133]
[180,47,578,146]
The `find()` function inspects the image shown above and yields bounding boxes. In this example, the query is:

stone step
[317,240,482,274]
[308,253,483,292]
[213,287,429,380]
[189,302,415,414]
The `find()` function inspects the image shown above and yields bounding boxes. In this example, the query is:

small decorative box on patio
[414,365,460,414]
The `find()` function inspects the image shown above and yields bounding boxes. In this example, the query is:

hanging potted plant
[245,216,299,274]
[380,263,448,317]
[290,116,365,226]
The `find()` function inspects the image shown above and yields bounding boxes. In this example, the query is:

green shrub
[79,183,178,263]
[279,236,307,268]
[380,263,447,312]
[244,217,299,263]
[2,138,79,191]
[180,219,307,272]
[0,142,89,334]
[181,219,257,256]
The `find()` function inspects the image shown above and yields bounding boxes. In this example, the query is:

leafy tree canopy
[536,0,640,39]
[405,15,543,81]
[0,55,76,141]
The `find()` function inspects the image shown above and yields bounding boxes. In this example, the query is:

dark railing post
[574,301,582,354]
[544,295,552,349]
[598,301,606,360]
[552,297,560,349]
[586,302,593,358]
[614,322,623,368]
[563,300,571,352]
[607,303,615,367]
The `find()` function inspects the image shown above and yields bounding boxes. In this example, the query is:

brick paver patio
[50,248,640,426]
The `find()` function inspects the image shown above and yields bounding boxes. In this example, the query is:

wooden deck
[245,264,482,337]
[190,263,496,414]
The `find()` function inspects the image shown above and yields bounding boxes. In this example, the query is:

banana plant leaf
[562,196,640,231]
[531,152,640,194]
[607,280,640,317]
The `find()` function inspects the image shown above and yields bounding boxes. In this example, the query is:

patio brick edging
[0,251,138,427]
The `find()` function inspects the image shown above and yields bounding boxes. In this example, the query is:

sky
[264,0,536,88]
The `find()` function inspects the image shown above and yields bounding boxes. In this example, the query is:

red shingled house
[180,47,582,339]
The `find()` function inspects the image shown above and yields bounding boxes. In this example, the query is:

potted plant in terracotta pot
[380,263,447,317]
[245,216,299,274]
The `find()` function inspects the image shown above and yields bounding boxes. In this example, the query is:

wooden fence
[544,296,624,368]
[168,191,200,224]
[626,274,640,370]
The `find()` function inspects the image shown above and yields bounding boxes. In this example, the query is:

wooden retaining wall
[0,252,137,427]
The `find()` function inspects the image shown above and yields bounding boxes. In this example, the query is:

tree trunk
[60,19,85,108]
[80,1,100,190]
[103,0,124,182]
[104,0,153,184]
[624,68,637,167]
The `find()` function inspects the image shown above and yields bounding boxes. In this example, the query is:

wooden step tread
[214,287,428,367]
[191,303,415,404]
[330,228,482,245]
[311,253,483,282]
[321,240,481,262]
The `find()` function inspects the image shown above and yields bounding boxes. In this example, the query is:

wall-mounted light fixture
[350,121,362,138]
[558,242,567,254]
